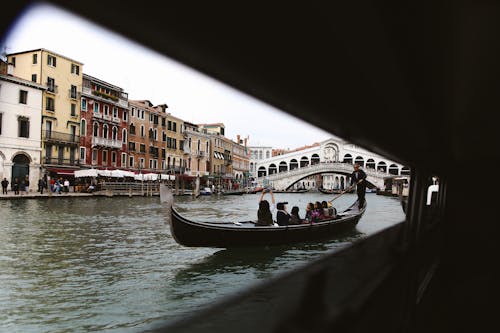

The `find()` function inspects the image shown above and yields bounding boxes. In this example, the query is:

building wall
[0,75,44,190]
[7,49,83,171]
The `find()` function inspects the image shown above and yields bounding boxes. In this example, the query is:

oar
[328,186,354,203]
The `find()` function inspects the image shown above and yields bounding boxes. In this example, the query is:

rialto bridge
[251,138,410,190]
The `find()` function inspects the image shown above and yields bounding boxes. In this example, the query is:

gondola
[318,188,352,194]
[272,189,309,193]
[169,199,366,247]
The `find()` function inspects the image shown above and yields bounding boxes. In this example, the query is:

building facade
[183,121,210,179]
[7,49,83,179]
[232,134,250,188]
[80,74,129,170]
[0,71,45,191]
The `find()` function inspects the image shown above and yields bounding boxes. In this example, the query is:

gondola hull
[169,200,366,247]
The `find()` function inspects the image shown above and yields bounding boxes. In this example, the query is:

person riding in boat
[276,202,291,226]
[322,200,337,219]
[256,188,275,226]
[289,206,303,225]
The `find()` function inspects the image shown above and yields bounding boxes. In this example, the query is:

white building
[0,71,45,191]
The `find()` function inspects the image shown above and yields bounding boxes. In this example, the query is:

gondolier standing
[350,163,367,209]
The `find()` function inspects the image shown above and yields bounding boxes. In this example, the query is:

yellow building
[7,49,83,177]
[183,121,210,178]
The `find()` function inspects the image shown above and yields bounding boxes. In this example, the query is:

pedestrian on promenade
[13,177,20,195]
[63,179,70,193]
[24,176,30,194]
[1,178,8,194]
[38,178,45,194]
[350,163,367,209]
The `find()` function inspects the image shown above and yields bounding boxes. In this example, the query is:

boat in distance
[169,199,366,248]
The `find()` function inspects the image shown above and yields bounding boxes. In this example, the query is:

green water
[0,193,404,332]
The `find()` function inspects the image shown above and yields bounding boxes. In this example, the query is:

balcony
[46,84,58,94]
[91,136,123,149]
[44,157,79,166]
[112,117,121,123]
[43,130,79,145]
[196,150,205,158]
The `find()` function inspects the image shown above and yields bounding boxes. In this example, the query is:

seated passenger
[305,202,314,223]
[289,206,303,225]
[276,202,291,226]
[311,201,323,222]
[256,189,275,226]
[321,200,336,219]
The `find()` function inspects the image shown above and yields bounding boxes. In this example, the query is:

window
[19,90,28,104]
[71,64,80,75]
[112,126,118,140]
[129,156,134,168]
[173,122,177,132]
[140,144,146,153]
[32,54,37,64]
[104,105,109,116]
[139,158,145,168]
[0,113,2,135]
[46,97,55,111]
[129,123,135,135]
[47,54,56,67]
[47,77,55,92]
[31,74,37,82]
[93,122,99,137]
[123,110,128,121]
[92,149,98,164]
[128,141,136,151]
[131,107,135,117]
[11,57,15,67]
[121,153,127,166]
[70,85,77,99]
[103,124,109,139]
[94,102,99,113]
[112,151,117,165]
[81,119,86,135]
[140,125,145,137]
[71,103,76,117]
[81,98,87,111]
[113,107,118,118]
[122,129,127,143]
[80,147,86,162]
[102,150,108,165]
[18,117,30,138]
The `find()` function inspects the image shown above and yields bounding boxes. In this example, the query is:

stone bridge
[256,162,387,190]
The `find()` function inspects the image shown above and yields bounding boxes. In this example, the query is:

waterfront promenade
[0,189,165,200]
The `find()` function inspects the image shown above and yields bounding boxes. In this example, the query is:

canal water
[0,192,404,333]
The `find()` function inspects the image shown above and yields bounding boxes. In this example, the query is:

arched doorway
[12,154,30,185]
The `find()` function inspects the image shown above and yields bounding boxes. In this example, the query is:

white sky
[1,3,335,149]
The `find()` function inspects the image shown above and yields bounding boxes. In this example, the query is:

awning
[47,168,75,176]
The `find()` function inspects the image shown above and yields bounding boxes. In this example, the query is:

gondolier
[350,163,367,209]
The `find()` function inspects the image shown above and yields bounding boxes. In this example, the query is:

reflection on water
[0,193,404,332]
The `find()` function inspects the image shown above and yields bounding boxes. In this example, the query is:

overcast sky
[1,3,335,149]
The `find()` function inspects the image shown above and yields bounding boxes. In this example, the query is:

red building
[79,74,129,170]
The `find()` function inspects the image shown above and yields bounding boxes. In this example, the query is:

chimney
[237,135,240,144]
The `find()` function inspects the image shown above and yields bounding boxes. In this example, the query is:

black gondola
[169,199,366,248]
[319,188,352,194]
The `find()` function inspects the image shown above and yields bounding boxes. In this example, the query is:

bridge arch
[377,161,387,172]
[311,154,320,165]
[269,163,277,175]
[388,164,399,175]
[401,166,411,175]
[258,166,267,177]
[279,161,288,172]
[290,159,299,170]
[354,156,364,167]
[366,158,376,170]
[300,156,309,167]
[343,154,353,164]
